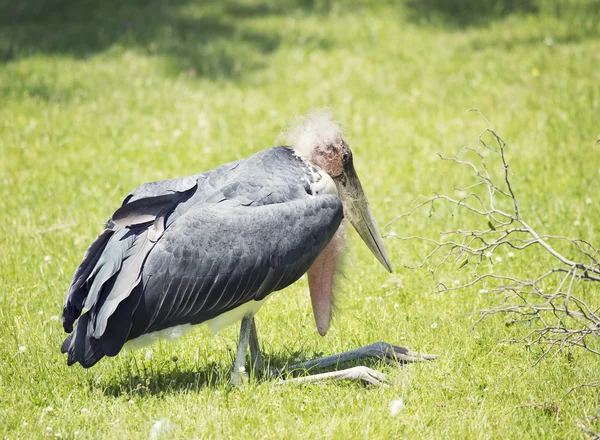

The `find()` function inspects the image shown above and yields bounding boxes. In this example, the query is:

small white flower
[507,251,515,258]
[46,427,53,432]
[44,406,53,413]
[495,256,502,263]
[172,129,182,138]
[197,115,209,128]
[431,323,438,329]
[80,408,88,413]
[452,279,460,286]
[150,419,175,440]
[479,289,489,294]
[586,197,592,204]
[389,398,405,416]
[18,345,27,353]
[485,251,493,258]
[574,220,581,226]
[50,315,59,321]
[44,255,52,262]
[238,366,246,373]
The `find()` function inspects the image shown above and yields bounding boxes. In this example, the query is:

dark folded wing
[125,194,344,341]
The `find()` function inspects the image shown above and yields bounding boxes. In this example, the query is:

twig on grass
[386,109,600,361]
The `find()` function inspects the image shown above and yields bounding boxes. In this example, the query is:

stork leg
[231,314,264,386]
[248,316,264,375]
[280,342,436,386]
[231,314,253,386]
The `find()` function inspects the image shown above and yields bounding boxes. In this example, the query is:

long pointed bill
[335,163,392,273]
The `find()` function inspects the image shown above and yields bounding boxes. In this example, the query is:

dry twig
[386,109,600,361]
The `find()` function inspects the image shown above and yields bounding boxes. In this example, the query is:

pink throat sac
[308,224,346,336]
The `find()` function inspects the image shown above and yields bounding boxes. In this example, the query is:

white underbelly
[124,299,266,350]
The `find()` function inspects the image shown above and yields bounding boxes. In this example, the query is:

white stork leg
[279,342,436,386]
[248,316,264,375]
[231,314,253,386]
[231,314,264,386]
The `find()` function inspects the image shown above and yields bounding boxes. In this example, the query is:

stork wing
[130,194,344,338]
[64,194,343,367]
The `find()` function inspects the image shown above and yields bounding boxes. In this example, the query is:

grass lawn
[1,0,600,438]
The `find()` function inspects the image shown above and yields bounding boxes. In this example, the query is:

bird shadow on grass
[402,0,540,28]
[95,358,232,397]
[93,349,291,397]
[95,345,388,397]
[0,0,336,80]
[402,0,600,49]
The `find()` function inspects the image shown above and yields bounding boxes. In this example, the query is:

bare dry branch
[386,110,600,361]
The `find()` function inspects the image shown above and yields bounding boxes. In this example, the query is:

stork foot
[289,342,437,371]
[279,366,390,387]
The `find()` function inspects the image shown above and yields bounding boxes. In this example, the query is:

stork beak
[334,160,392,273]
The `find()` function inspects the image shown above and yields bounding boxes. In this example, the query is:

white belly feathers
[125,299,266,350]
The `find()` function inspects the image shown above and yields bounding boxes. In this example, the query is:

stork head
[287,109,392,273]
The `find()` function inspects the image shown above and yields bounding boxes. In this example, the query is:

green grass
[1,0,600,438]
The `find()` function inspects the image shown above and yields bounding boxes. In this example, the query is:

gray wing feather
[91,228,154,338]
[62,229,113,332]
[83,228,131,311]
[111,177,199,228]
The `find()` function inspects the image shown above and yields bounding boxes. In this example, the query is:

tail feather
[65,313,105,368]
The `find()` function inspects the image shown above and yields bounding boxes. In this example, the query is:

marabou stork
[62,110,433,385]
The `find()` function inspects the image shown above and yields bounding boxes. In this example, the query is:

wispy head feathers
[281,108,345,157]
